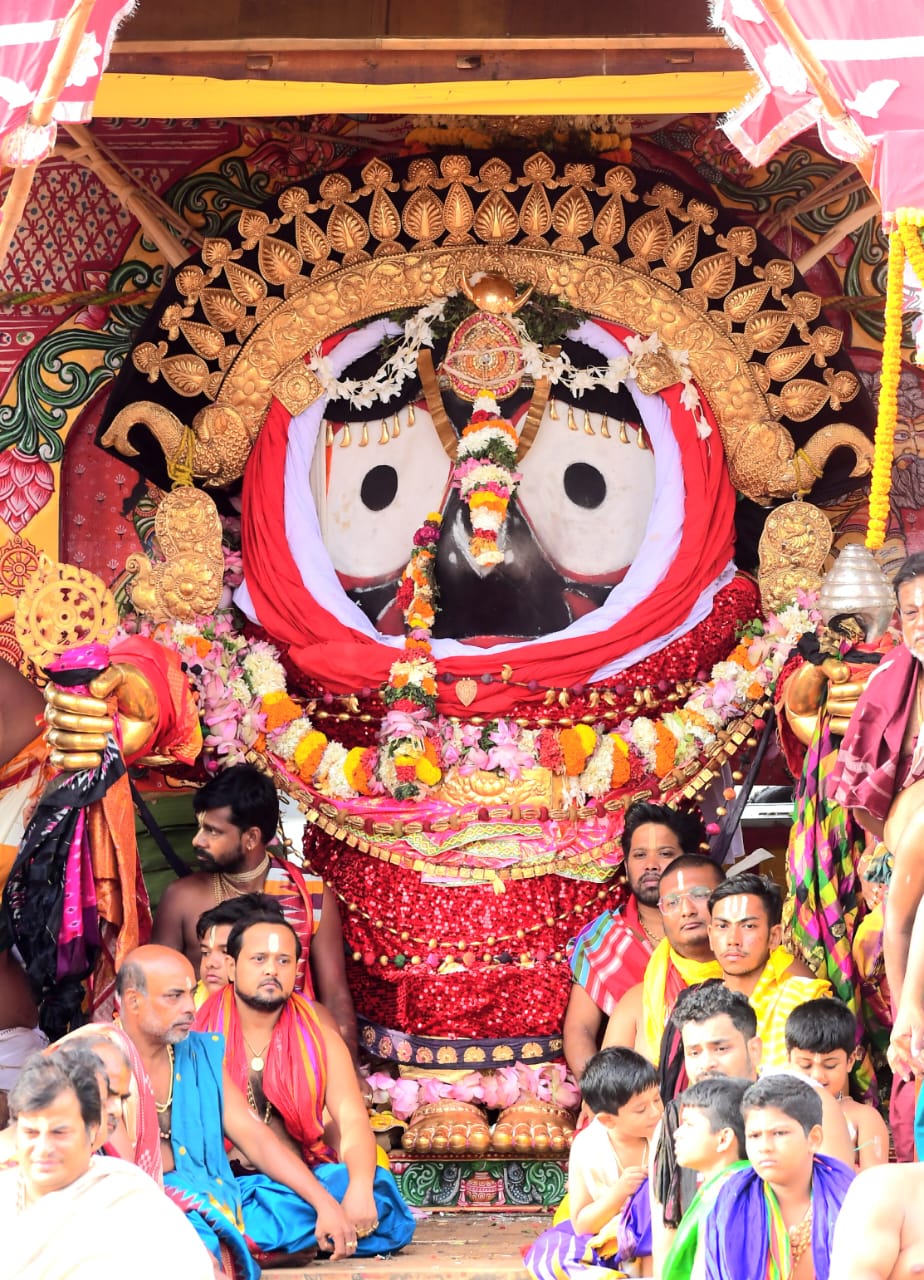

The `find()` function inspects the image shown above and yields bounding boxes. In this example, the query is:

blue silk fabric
[164,1032,415,1273]
[703,1155,853,1280]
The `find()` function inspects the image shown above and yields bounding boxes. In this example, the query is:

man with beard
[602,854,726,1062]
[651,984,852,1275]
[707,874,830,1069]
[116,943,413,1278]
[195,914,413,1252]
[564,803,705,1078]
[151,763,358,1061]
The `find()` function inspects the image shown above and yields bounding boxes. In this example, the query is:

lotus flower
[0,447,54,533]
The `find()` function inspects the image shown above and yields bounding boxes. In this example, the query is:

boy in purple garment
[525,1048,663,1279]
[704,1074,853,1280]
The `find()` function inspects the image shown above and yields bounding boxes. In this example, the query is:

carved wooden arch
[101,153,873,504]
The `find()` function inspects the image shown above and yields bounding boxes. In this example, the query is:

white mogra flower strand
[307,298,449,408]
[304,293,707,431]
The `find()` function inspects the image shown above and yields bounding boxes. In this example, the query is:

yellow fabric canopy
[95,70,758,119]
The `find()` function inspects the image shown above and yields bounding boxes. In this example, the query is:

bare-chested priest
[116,944,413,1277]
[829,1162,924,1280]
[151,762,358,1060]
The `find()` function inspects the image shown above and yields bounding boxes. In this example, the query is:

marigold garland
[453,389,520,569]
[866,225,905,551]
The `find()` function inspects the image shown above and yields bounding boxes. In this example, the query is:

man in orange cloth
[153,762,358,1061]
[193,913,414,1262]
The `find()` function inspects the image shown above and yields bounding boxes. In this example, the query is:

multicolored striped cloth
[524,1179,652,1280]
[704,1157,853,1280]
[569,895,654,1015]
[261,855,325,996]
[788,715,865,1010]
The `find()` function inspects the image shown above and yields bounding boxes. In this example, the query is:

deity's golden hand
[44,662,160,770]
[782,656,870,745]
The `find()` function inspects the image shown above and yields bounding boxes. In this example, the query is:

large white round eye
[516,401,656,580]
[320,404,452,583]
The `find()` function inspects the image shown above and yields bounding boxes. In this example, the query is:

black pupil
[360,464,399,511]
[563,461,606,509]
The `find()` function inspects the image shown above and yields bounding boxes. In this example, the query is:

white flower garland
[304,294,707,428]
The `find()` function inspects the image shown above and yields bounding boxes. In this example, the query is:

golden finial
[460,271,534,315]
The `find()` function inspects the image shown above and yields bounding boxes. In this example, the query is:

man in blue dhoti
[116,944,414,1279]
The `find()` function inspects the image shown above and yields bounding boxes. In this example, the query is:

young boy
[194,894,285,1005]
[785,998,889,1169]
[703,1074,853,1280]
[662,1077,750,1280]
[525,1048,664,1279]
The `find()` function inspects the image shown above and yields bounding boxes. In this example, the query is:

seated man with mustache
[116,940,413,1279]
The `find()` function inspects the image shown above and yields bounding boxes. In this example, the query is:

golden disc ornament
[14,556,118,672]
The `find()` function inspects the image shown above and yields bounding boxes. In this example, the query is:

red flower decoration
[0,447,54,533]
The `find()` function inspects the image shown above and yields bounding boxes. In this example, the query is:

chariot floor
[261,1212,542,1278]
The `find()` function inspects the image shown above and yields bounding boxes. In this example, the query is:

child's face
[744,1105,821,1187]
[199,924,233,993]
[601,1085,664,1141]
[673,1105,726,1172]
[787,1047,851,1096]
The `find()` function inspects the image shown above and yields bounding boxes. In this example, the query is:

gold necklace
[638,913,661,945]
[154,1045,175,1142]
[214,852,270,904]
[246,1075,273,1124]
[788,1202,813,1270]
[243,1033,272,1073]
[155,1044,175,1114]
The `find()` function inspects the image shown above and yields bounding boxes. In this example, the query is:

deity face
[625,823,684,907]
[311,324,679,647]
[15,1087,95,1198]
[897,576,924,660]
[229,921,298,1012]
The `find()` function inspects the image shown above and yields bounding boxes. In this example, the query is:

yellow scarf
[642,938,723,1064]
[750,946,831,1068]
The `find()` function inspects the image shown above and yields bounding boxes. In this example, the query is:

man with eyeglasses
[602,854,725,1063]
